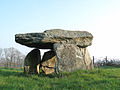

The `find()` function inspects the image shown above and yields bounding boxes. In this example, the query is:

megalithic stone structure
[15,29,94,74]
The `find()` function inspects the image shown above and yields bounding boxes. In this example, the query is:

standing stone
[24,49,41,74]
[41,51,57,74]
[54,43,94,72]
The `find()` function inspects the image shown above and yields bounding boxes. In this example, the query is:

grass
[0,66,120,90]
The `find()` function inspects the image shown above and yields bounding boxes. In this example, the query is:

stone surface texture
[15,29,93,49]
[54,43,94,72]
[24,49,41,74]
[41,51,57,74]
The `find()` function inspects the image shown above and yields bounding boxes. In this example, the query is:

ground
[0,66,120,90]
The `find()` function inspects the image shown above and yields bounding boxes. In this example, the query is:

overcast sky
[0,0,120,58]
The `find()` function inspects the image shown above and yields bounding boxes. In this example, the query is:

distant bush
[94,58,120,68]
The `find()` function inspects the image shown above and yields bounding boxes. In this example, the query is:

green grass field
[0,66,120,90]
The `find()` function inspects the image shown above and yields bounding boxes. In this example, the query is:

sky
[0,0,120,58]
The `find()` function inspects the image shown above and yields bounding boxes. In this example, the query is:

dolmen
[15,29,94,74]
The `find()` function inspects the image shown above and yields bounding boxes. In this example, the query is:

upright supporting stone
[41,51,57,74]
[24,49,41,74]
[54,43,94,72]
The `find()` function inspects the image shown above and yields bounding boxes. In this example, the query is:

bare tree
[0,48,3,67]
[4,48,9,67]
[3,47,25,68]
[14,49,25,68]
[4,48,15,67]
[0,48,2,60]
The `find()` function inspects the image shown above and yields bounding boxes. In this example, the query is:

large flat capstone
[15,29,93,49]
